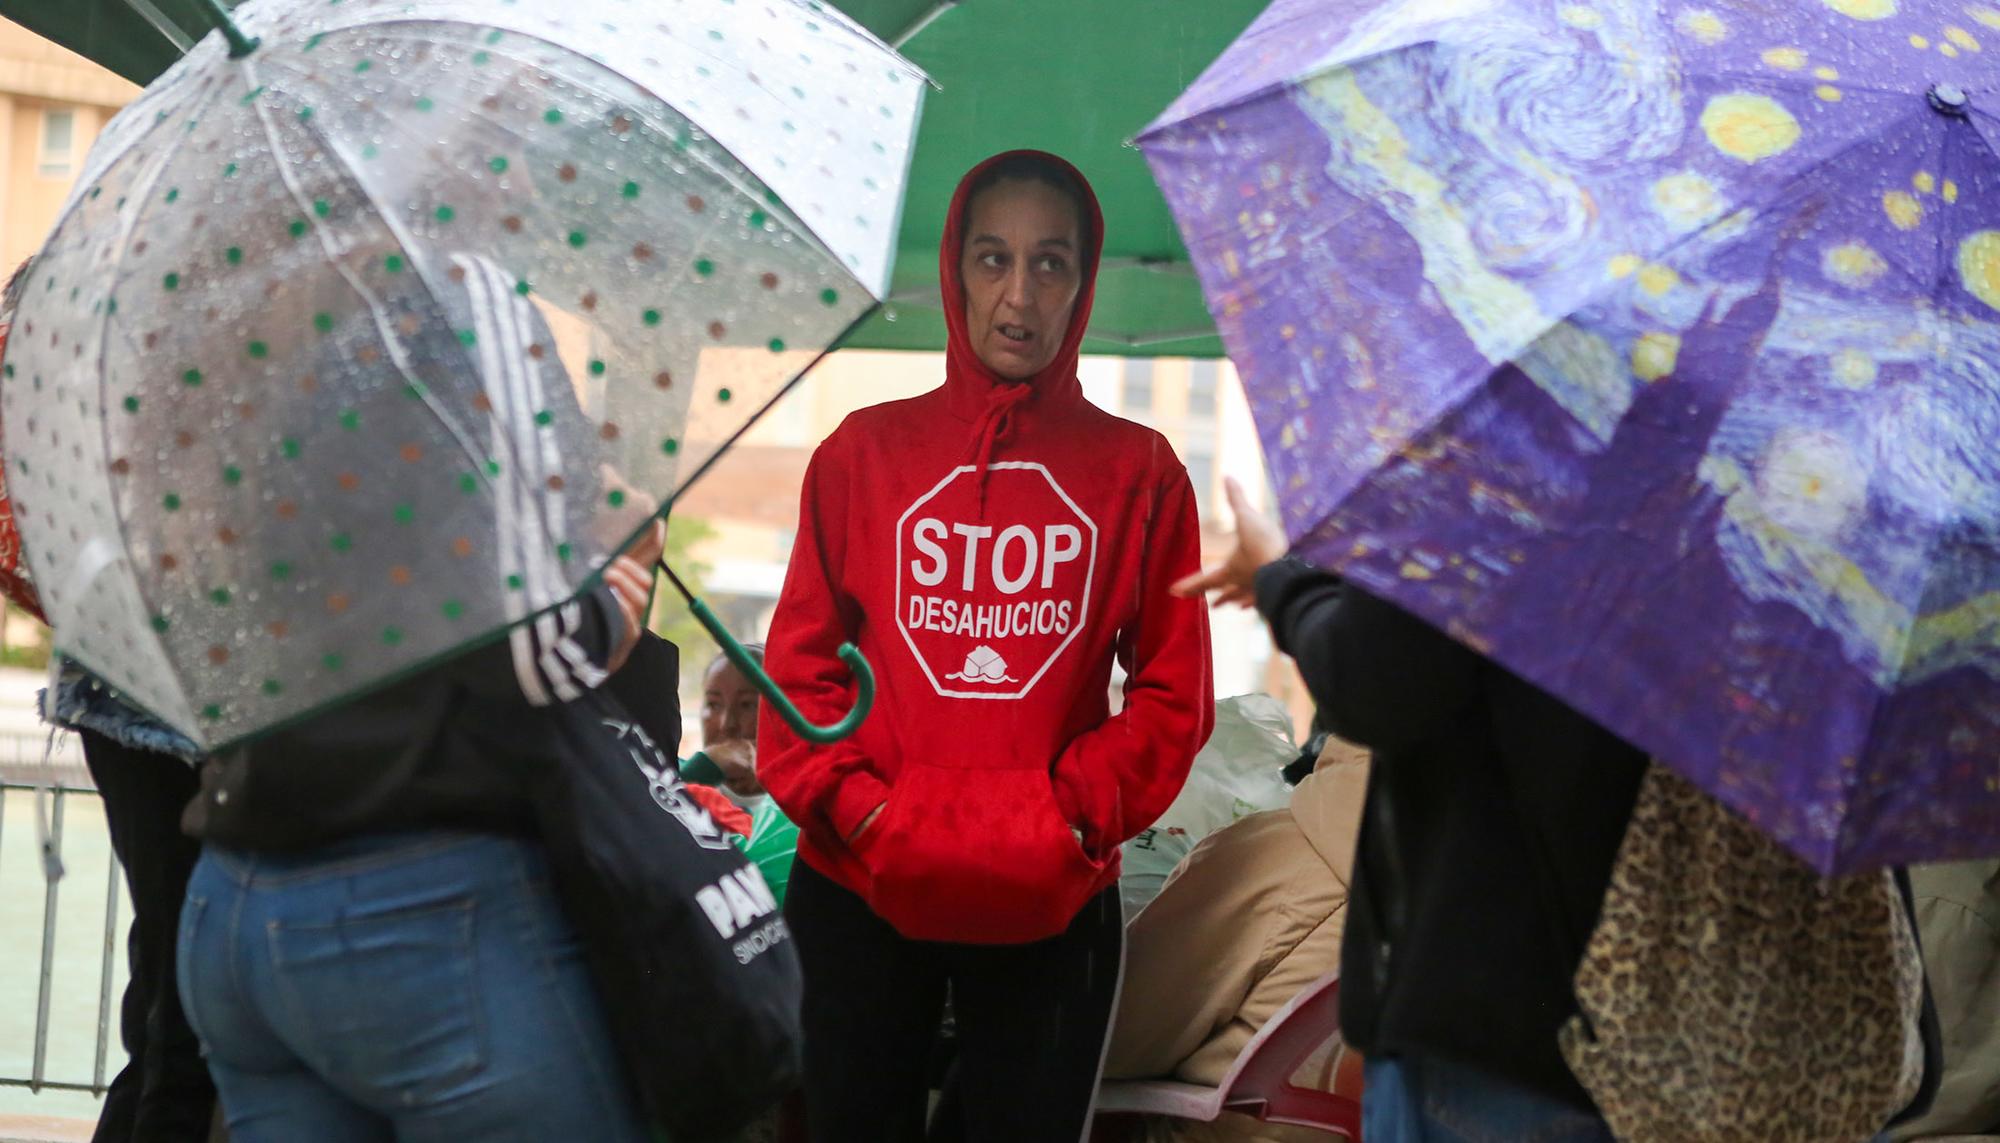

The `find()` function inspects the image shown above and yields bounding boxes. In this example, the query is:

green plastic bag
[741,798,800,907]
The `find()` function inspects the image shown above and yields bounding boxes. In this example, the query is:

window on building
[38,110,76,179]
[1121,359,1154,420]
[1185,441,1216,521]
[1188,360,1218,421]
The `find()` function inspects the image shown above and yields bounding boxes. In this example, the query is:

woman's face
[959,178,1084,381]
[700,659,761,745]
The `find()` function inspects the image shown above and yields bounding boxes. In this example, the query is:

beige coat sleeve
[1104,811,1316,1081]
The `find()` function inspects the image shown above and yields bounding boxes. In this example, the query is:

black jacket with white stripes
[183,582,631,851]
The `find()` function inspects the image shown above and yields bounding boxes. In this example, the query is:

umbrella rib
[1138,7,1386,138]
[234,58,500,490]
[1083,326,1220,349]
[1290,106,1939,624]
[232,60,628,682]
[1529,103,1938,365]
[302,23,848,404]
[1145,43,1922,144]
[1924,115,1965,333]
[245,30,888,580]
[873,283,1218,349]
[1844,121,1990,871]
[321,16,882,288]
[1696,69,1927,103]
[117,0,196,53]
[659,300,882,516]
[320,15,903,416]
[889,1,959,50]
[68,71,232,732]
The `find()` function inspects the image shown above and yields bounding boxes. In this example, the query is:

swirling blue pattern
[1143,0,2000,873]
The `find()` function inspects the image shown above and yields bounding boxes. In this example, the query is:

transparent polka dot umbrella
[1140,0,2000,873]
[1,0,923,750]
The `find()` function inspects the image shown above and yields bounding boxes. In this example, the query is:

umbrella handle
[686,595,875,745]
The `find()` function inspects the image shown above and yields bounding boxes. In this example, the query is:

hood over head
[937,151,1105,508]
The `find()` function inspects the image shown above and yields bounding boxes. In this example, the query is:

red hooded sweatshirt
[759,152,1213,944]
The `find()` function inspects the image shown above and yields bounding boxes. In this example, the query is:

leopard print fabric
[1558,765,1925,1142]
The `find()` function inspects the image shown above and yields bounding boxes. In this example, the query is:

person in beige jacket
[1104,742,1369,1143]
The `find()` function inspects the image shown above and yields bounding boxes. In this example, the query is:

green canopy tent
[0,0,1263,356]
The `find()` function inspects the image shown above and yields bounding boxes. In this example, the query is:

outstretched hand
[1169,476,1286,609]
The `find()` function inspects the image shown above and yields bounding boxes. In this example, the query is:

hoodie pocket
[860,762,1105,944]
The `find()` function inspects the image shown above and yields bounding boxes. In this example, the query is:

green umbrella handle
[655,556,874,743]
[660,551,872,747]
[685,594,874,744]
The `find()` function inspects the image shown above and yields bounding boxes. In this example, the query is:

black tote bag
[520,635,803,1140]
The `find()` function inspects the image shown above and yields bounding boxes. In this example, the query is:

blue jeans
[177,831,652,1142]
[1362,1055,1615,1143]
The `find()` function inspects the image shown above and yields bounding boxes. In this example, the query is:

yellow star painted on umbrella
[1823,242,1887,287]
[1884,191,1924,229]
[1958,231,2000,311]
[1761,46,1807,68]
[1819,0,1895,18]
[1632,332,1680,381]
[1679,10,1729,42]
[1701,94,1800,162]
[1831,349,1877,389]
[1649,172,1723,231]
[1637,264,1681,295]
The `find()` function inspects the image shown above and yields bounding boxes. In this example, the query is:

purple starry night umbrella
[1140,0,2000,873]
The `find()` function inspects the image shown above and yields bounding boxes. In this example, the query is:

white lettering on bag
[696,886,737,938]
[695,866,780,941]
[734,917,790,965]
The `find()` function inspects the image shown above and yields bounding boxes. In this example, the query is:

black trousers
[785,860,1122,1143]
[80,729,217,1143]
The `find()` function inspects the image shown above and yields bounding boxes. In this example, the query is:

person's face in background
[701,657,761,746]
[959,178,1083,381]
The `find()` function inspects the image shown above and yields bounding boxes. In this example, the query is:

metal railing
[0,728,125,1099]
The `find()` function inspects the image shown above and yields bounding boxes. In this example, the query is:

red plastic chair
[1094,971,1361,1139]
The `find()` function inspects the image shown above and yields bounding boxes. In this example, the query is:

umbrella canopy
[0,0,1268,355]
[1142,0,2000,874]
[1,0,922,750]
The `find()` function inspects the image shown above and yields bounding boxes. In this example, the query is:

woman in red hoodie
[759,150,1214,1140]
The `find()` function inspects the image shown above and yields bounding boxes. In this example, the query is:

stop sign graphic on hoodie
[758,152,1213,944]
[896,462,1098,700]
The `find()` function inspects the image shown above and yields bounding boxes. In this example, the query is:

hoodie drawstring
[965,382,1035,517]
